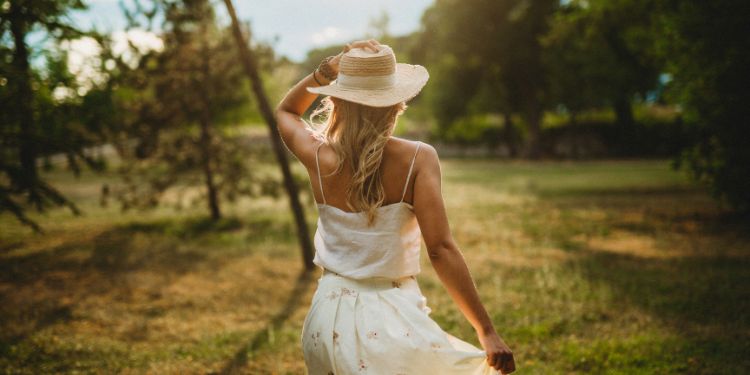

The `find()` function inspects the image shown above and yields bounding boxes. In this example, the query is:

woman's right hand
[328,39,381,75]
[478,329,516,374]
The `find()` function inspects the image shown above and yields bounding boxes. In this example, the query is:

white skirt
[301,269,500,375]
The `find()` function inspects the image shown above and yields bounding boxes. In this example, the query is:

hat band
[336,72,396,90]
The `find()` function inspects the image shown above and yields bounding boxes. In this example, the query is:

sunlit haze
[73,0,434,62]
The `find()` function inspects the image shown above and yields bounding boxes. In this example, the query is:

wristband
[317,56,338,81]
[312,70,324,86]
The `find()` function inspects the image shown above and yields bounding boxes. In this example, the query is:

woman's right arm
[412,143,516,374]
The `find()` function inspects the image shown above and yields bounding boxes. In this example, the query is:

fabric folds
[301,270,499,375]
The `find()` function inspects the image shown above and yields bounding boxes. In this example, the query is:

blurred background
[1,0,748,373]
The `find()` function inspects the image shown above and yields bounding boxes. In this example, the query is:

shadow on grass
[120,215,245,239]
[532,183,750,252]
[612,208,750,240]
[0,240,24,255]
[0,215,276,352]
[0,223,212,287]
[560,240,750,373]
[570,249,750,331]
[536,185,702,199]
[548,184,750,329]
[523,182,750,372]
[215,269,316,375]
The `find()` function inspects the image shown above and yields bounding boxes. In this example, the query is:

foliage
[542,0,661,127]
[651,0,750,212]
[407,0,750,211]
[105,0,282,219]
[416,0,558,158]
[0,0,116,231]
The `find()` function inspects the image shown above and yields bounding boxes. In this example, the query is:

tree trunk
[2,2,80,232]
[223,0,315,271]
[199,116,221,220]
[614,95,634,128]
[9,4,39,207]
[198,30,221,221]
[502,112,518,157]
[613,95,636,156]
[523,104,543,159]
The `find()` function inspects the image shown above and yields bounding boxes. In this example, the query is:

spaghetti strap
[400,141,422,202]
[315,141,327,205]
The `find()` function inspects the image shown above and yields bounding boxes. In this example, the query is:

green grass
[1,159,748,374]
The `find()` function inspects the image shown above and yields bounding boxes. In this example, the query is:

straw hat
[307,45,429,107]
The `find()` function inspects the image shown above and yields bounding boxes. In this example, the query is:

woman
[275,39,515,374]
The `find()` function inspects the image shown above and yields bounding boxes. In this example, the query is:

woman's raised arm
[273,40,381,163]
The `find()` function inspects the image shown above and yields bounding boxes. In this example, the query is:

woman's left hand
[328,39,381,75]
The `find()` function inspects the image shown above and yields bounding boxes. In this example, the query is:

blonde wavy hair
[308,96,407,226]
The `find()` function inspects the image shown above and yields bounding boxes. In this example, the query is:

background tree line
[304,0,750,212]
[2,0,749,233]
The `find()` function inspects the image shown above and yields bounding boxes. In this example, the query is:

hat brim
[307,63,429,107]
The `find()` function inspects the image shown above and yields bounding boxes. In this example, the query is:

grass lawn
[1,159,748,374]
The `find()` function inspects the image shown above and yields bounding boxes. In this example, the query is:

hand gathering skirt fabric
[301,269,500,374]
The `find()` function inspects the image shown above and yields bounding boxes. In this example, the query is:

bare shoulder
[416,141,437,161]
[388,137,438,165]
[414,141,439,176]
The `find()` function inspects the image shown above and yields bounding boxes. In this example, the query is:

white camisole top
[312,140,423,280]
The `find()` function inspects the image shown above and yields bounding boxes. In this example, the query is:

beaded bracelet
[317,56,338,82]
[312,69,323,86]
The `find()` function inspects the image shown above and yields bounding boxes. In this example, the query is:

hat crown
[306,44,428,107]
[339,45,396,77]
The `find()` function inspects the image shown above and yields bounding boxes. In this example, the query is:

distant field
[1,159,748,374]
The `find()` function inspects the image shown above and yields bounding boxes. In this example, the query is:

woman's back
[312,137,424,212]
[311,136,456,267]
[312,139,424,279]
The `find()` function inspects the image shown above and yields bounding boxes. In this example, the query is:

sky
[71,0,435,62]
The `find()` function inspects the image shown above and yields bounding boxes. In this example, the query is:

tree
[654,0,750,211]
[543,0,660,131]
[417,0,557,158]
[224,0,315,270]
[108,0,277,220]
[0,0,109,231]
